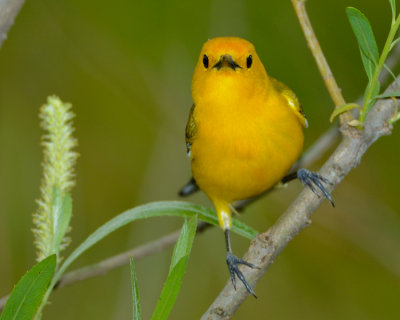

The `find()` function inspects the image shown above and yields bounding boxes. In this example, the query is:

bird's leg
[178,177,199,197]
[224,229,258,298]
[282,168,334,206]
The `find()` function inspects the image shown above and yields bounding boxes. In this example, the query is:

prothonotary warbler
[182,37,333,297]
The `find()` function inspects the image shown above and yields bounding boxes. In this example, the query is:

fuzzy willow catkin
[33,96,78,261]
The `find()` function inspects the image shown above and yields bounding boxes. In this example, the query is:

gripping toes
[226,252,258,298]
[297,168,334,207]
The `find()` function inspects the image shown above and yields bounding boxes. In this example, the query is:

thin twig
[291,0,352,125]
[54,221,210,289]
[0,0,25,49]
[201,78,399,320]
[56,230,183,289]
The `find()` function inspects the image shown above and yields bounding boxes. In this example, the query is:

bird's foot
[226,252,258,298]
[297,168,334,207]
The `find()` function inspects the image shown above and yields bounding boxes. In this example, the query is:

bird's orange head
[192,37,269,101]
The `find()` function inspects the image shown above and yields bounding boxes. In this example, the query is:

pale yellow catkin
[33,96,78,261]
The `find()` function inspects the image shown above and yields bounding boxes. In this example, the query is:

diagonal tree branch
[0,0,25,49]
[201,78,398,319]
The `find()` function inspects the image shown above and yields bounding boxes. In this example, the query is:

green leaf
[50,201,257,296]
[151,257,189,320]
[0,255,56,320]
[129,258,142,320]
[329,103,361,123]
[170,215,197,272]
[346,7,379,80]
[50,187,72,256]
[151,217,197,320]
[376,90,400,99]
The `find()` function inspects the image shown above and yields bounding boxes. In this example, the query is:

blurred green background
[1,0,400,319]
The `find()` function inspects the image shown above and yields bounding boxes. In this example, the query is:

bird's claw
[297,168,334,207]
[226,252,258,298]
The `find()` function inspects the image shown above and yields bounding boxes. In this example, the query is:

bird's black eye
[246,55,253,68]
[203,54,209,68]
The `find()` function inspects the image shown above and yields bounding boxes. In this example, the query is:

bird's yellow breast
[190,70,304,204]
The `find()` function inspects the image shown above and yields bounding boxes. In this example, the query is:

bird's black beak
[213,55,241,71]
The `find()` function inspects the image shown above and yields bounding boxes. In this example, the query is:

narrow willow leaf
[130,258,142,320]
[0,255,56,320]
[49,201,257,299]
[329,103,361,122]
[170,216,197,272]
[346,7,379,80]
[151,257,189,320]
[151,217,197,319]
[376,90,400,98]
[50,187,72,256]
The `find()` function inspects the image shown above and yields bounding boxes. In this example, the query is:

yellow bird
[183,37,332,296]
